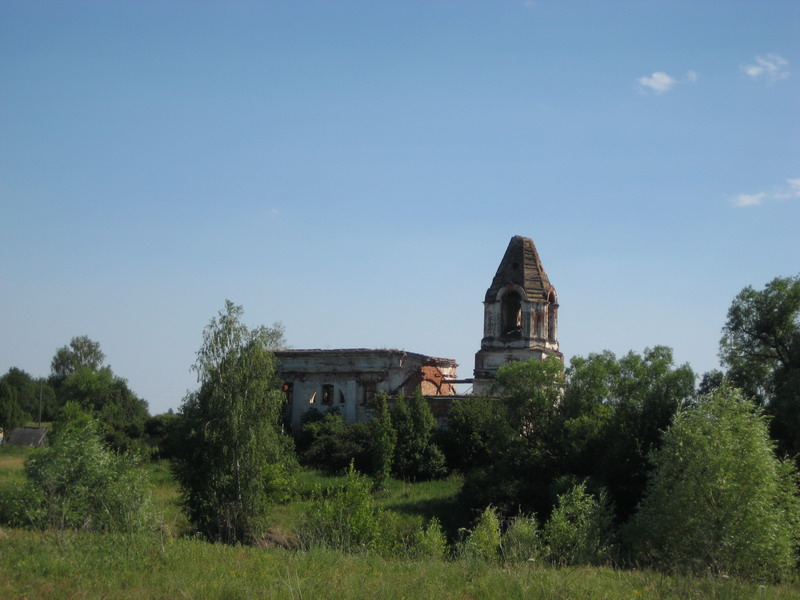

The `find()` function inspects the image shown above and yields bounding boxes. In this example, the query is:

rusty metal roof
[484,235,554,303]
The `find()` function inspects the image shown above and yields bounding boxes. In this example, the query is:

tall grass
[1,528,796,600]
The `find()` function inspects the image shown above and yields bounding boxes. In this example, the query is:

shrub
[300,463,387,553]
[410,517,449,560]
[543,482,615,566]
[625,386,800,581]
[0,407,153,533]
[502,514,542,564]
[459,506,502,563]
[298,410,373,474]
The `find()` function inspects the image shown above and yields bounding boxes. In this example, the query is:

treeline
[0,335,164,453]
[1,276,799,583]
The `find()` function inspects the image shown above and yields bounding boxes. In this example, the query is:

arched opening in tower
[502,291,522,338]
[547,290,557,342]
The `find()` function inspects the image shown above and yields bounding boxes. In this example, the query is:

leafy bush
[300,463,388,553]
[542,482,615,566]
[502,514,543,564]
[0,406,153,533]
[626,386,800,581]
[410,517,449,560]
[459,506,502,563]
[297,409,373,474]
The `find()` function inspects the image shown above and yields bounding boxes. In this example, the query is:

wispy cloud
[637,70,698,94]
[741,54,790,81]
[637,72,677,94]
[735,192,767,207]
[734,178,800,207]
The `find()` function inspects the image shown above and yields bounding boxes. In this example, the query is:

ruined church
[276,235,560,427]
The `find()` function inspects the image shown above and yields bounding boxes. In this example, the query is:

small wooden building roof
[7,426,48,447]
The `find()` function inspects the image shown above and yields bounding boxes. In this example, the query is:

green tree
[565,347,695,519]
[0,368,57,422]
[453,356,565,516]
[370,392,395,491]
[171,300,294,544]
[391,389,446,481]
[626,386,800,581]
[720,275,800,458]
[50,335,105,383]
[0,404,153,533]
[0,381,27,431]
[60,366,149,452]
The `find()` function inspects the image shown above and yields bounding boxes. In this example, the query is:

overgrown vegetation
[2,277,800,591]
[0,405,153,533]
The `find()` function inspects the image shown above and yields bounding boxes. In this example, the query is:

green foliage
[0,368,57,423]
[391,389,446,481]
[0,406,153,533]
[60,366,150,452]
[50,335,105,383]
[171,300,294,544]
[370,392,396,491]
[720,275,800,459]
[564,346,695,520]
[301,463,388,553]
[410,516,449,560]
[458,506,502,563]
[6,528,796,600]
[0,380,27,431]
[502,514,542,564]
[626,386,800,581]
[297,409,373,474]
[542,482,615,566]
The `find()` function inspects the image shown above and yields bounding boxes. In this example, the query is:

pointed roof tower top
[484,236,553,302]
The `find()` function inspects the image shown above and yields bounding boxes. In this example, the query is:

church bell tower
[473,236,562,394]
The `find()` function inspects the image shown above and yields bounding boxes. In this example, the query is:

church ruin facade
[276,235,560,426]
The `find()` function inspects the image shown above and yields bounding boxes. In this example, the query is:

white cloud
[741,54,790,81]
[637,72,677,94]
[734,178,800,207]
[735,192,767,207]
[685,70,699,83]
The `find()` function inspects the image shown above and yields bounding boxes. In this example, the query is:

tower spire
[473,236,562,393]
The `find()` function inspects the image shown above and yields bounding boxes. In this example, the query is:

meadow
[2,446,799,600]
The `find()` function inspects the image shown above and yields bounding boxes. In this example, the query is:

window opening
[322,384,334,406]
[501,291,523,337]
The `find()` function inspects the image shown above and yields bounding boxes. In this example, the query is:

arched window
[502,291,522,337]
[547,290,557,342]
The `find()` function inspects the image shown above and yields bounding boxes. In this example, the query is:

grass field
[2,445,800,599]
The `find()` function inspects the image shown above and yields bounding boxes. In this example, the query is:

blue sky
[2,1,798,414]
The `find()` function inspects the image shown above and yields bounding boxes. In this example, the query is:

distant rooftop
[274,348,457,367]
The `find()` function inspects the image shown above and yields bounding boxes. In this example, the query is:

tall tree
[720,275,800,457]
[563,347,695,520]
[172,300,293,543]
[370,392,395,491]
[50,336,105,382]
[391,389,446,481]
[626,386,800,581]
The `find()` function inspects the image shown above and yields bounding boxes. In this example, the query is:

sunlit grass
[1,528,796,600]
